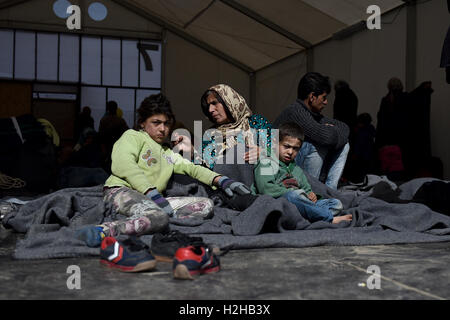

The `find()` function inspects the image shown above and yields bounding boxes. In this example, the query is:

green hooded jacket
[251,157,312,198]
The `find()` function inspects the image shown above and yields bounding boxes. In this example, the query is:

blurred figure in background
[99,101,129,173]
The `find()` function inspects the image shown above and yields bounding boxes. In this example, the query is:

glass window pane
[122,39,138,87]
[37,33,58,81]
[81,36,101,85]
[107,88,135,128]
[81,86,106,131]
[102,38,120,86]
[139,41,161,89]
[15,31,35,80]
[60,34,79,82]
[136,89,160,109]
[0,29,14,79]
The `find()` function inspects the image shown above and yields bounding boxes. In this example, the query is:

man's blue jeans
[283,191,343,223]
[295,142,350,189]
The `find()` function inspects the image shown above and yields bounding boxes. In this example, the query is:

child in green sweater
[252,122,352,224]
[77,94,250,246]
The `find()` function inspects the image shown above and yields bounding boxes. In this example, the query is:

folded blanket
[3,173,450,260]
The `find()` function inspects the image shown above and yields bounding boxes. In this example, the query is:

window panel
[81,36,101,85]
[37,33,58,81]
[14,31,35,80]
[0,29,14,78]
[122,39,139,87]
[139,41,161,88]
[102,38,121,86]
[81,86,106,131]
[59,34,79,82]
[136,89,160,109]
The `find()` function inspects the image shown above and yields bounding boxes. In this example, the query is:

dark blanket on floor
[3,170,450,260]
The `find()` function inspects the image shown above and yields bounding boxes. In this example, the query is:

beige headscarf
[201,84,256,156]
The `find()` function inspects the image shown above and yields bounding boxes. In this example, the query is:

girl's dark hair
[278,122,305,142]
[297,72,331,100]
[136,93,175,128]
[201,90,235,123]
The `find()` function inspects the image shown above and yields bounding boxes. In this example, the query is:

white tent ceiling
[115,0,405,72]
[0,0,406,72]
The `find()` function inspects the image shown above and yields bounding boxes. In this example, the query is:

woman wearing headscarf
[174,84,272,170]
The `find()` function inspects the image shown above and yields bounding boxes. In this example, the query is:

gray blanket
[3,171,450,260]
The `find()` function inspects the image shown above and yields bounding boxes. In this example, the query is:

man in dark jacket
[273,72,350,189]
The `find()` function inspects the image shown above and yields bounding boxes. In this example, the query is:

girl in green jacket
[78,94,250,245]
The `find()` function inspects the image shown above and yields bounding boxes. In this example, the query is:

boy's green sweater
[252,157,312,198]
[105,129,219,194]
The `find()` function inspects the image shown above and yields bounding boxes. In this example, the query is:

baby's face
[278,136,302,164]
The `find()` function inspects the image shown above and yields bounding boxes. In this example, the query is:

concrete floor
[1,224,449,301]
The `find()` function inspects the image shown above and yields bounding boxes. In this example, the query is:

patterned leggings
[102,187,214,236]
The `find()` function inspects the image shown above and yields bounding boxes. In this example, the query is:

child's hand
[147,189,174,217]
[217,176,251,197]
[307,192,317,203]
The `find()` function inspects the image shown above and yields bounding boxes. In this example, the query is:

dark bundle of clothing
[0,114,57,193]
[375,91,409,150]
[412,181,450,217]
[369,180,450,218]
[345,113,376,183]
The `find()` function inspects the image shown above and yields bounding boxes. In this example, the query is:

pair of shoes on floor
[100,236,157,273]
[95,229,221,277]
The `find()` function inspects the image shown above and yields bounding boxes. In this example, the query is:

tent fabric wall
[347,6,407,121]
[164,30,250,133]
[255,52,307,122]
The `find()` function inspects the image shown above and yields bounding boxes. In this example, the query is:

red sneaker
[100,237,157,272]
[173,245,220,280]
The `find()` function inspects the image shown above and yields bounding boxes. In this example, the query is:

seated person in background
[77,94,250,247]
[74,106,94,145]
[252,122,352,224]
[273,72,350,190]
[98,101,129,173]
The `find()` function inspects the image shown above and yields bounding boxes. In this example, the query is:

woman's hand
[172,132,193,155]
[244,146,261,164]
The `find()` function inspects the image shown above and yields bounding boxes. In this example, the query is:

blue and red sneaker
[173,245,220,280]
[100,236,157,272]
